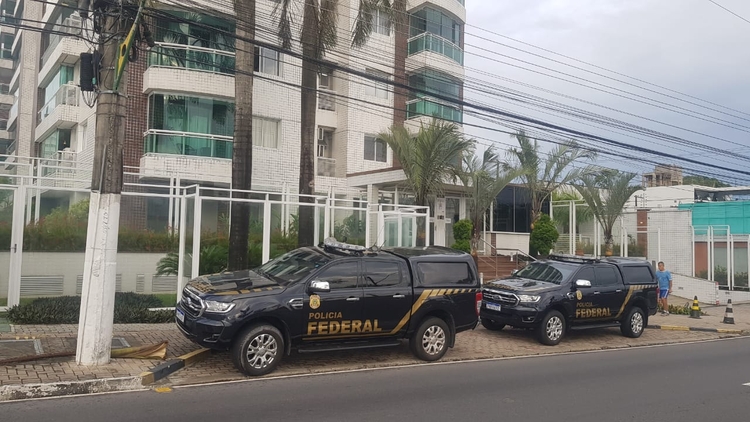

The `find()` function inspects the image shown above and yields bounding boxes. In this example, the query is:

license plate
[176,308,185,323]
[485,302,502,312]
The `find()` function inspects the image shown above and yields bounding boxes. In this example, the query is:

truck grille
[181,287,204,317]
[483,289,519,306]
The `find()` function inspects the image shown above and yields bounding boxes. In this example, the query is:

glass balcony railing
[144,129,233,159]
[317,156,336,177]
[0,48,12,60]
[148,42,236,75]
[406,97,462,123]
[37,84,79,123]
[407,32,463,65]
[318,89,336,111]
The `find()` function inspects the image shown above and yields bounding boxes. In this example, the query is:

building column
[16,1,42,158]
[434,197,446,247]
[367,184,379,247]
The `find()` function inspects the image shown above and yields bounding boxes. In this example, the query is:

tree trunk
[228,0,255,270]
[297,0,319,247]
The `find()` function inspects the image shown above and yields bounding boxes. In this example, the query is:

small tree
[575,170,640,256]
[451,219,472,253]
[529,214,558,257]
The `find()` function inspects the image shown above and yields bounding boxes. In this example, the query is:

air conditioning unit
[318,127,325,142]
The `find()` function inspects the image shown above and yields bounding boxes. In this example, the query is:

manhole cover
[0,339,43,360]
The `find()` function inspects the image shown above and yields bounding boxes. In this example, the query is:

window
[364,261,403,287]
[594,267,619,286]
[575,267,595,283]
[410,8,461,45]
[417,262,474,286]
[372,9,391,36]
[364,68,389,99]
[253,117,280,149]
[254,46,280,75]
[515,262,576,285]
[318,127,333,157]
[364,135,386,162]
[39,129,71,158]
[621,266,655,285]
[408,70,460,100]
[315,261,359,289]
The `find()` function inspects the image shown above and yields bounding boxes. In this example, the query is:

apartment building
[0,0,468,246]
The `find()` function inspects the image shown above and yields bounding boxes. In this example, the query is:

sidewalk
[0,324,200,386]
[660,296,750,333]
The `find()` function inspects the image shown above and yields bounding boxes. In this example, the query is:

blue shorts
[659,289,669,299]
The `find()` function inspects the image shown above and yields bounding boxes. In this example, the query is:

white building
[0,0,472,246]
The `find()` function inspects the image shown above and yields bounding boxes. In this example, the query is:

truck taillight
[475,292,483,316]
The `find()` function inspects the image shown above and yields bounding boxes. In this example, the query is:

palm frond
[274,0,295,49]
[352,0,377,48]
[318,0,339,52]
[575,170,639,242]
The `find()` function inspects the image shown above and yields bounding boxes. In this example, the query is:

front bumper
[175,303,231,350]
[480,301,543,328]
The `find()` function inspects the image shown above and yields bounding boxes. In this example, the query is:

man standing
[656,261,672,316]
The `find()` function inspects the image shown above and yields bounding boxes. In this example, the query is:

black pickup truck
[175,238,482,376]
[480,255,658,345]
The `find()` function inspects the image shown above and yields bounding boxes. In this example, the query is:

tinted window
[256,248,330,285]
[621,266,655,284]
[594,267,619,286]
[516,262,577,285]
[417,262,474,286]
[315,261,359,289]
[575,267,595,284]
[364,261,403,287]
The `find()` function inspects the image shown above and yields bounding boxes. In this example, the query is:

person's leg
[663,293,669,315]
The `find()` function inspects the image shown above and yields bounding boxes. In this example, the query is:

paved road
[3,337,749,421]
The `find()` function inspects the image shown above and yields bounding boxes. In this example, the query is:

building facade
[0,0,470,245]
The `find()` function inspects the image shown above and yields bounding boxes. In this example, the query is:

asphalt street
[2,337,749,422]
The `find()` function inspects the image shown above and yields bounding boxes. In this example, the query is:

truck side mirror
[511,269,519,276]
[575,279,592,288]
[309,280,331,293]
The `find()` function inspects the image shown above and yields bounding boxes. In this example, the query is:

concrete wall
[672,273,750,305]
[0,252,174,299]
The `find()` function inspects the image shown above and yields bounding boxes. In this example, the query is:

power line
[708,0,750,24]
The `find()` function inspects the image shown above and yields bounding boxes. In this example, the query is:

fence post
[397,207,403,247]
[262,194,272,264]
[728,233,733,291]
[708,226,714,282]
[377,205,385,247]
[323,196,331,240]
[314,200,320,246]
[191,190,202,280]
[7,186,27,308]
[424,206,431,247]
[691,228,696,277]
[176,188,188,302]
[365,203,371,248]
[657,228,661,263]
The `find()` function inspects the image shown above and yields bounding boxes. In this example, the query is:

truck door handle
[616,289,623,293]
[288,298,303,310]
[346,297,360,302]
[593,291,601,295]
[393,294,405,299]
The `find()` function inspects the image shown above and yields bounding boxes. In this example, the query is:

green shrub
[530,214,558,257]
[451,239,471,253]
[450,219,472,253]
[7,293,176,325]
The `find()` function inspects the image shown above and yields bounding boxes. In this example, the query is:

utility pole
[76,0,151,365]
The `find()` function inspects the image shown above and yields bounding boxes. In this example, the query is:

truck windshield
[514,262,576,285]
[255,249,330,286]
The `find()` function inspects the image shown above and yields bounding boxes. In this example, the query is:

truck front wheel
[231,324,284,376]
[410,317,450,361]
[537,310,565,346]
[621,306,645,338]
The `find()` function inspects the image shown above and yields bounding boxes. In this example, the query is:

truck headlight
[518,294,541,303]
[204,301,236,313]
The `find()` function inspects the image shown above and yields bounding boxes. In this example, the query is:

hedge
[7,293,175,324]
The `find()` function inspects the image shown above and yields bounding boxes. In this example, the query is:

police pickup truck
[480,255,658,345]
[175,238,482,376]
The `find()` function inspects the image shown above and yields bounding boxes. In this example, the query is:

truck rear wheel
[481,318,506,331]
[231,324,284,376]
[537,310,565,346]
[410,317,450,361]
[621,306,645,338]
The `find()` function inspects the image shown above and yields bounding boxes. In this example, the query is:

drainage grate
[0,339,44,359]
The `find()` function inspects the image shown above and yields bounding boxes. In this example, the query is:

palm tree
[461,147,521,255]
[505,130,597,225]
[274,0,407,246]
[575,169,640,256]
[227,0,255,271]
[379,119,474,208]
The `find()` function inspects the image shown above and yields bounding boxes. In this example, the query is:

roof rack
[547,254,601,264]
[322,237,370,256]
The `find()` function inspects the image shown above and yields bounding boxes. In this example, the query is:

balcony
[7,94,17,128]
[0,118,11,142]
[406,97,462,124]
[36,84,79,141]
[144,129,233,159]
[38,16,87,84]
[317,156,336,177]
[0,82,11,110]
[317,89,336,111]
[148,42,235,75]
[407,0,466,23]
[408,32,463,65]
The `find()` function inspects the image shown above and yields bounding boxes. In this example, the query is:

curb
[647,324,748,335]
[0,376,144,402]
[140,348,212,385]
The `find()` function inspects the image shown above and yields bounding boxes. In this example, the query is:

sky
[463,0,750,185]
